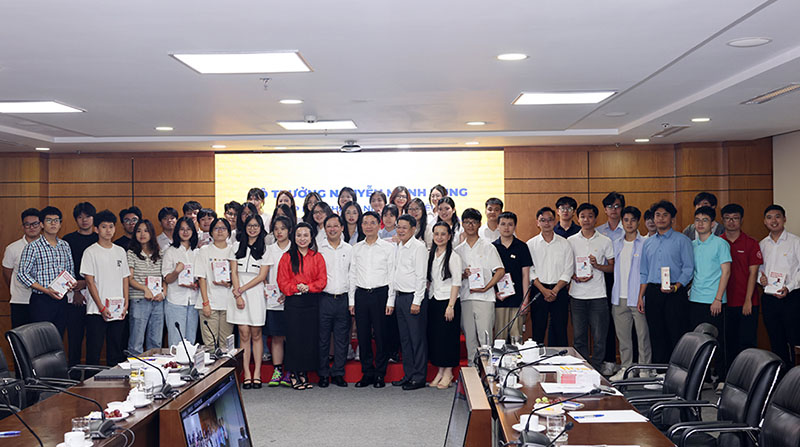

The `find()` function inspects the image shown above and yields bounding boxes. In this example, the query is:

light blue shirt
[378,227,397,240]
[596,222,624,243]
[611,235,644,306]
[640,228,695,286]
[690,234,732,304]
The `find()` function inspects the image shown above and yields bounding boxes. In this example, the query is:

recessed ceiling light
[279,99,303,105]
[604,112,628,117]
[513,91,616,105]
[466,121,486,126]
[634,138,650,143]
[171,51,312,74]
[35,147,50,151]
[155,126,173,131]
[497,53,528,61]
[277,120,357,130]
[727,37,772,48]
[0,101,83,114]
[741,83,800,104]
[396,144,412,149]
[211,144,227,149]
[691,117,711,123]
[465,141,480,145]
[274,146,287,150]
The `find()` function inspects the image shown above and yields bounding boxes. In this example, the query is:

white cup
[129,389,147,403]
[519,414,539,429]
[167,372,181,384]
[65,430,84,446]
[494,339,506,349]
[520,366,540,386]
[506,373,517,387]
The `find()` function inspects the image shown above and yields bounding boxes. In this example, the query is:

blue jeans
[570,297,609,370]
[164,301,198,347]
[127,298,165,355]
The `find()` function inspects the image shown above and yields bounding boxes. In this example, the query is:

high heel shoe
[242,379,253,389]
[437,374,454,389]
[429,376,442,388]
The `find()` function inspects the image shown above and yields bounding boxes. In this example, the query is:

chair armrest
[667,420,729,439]
[68,364,109,381]
[612,376,663,388]
[626,393,678,405]
[680,422,759,446]
[37,377,80,388]
[649,400,716,420]
[622,363,670,379]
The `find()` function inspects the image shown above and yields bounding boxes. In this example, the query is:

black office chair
[612,331,717,430]
[5,322,107,389]
[0,348,26,419]
[667,365,800,447]
[662,348,782,446]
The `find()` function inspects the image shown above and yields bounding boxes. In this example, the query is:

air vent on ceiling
[741,83,800,105]
[0,139,22,147]
[650,125,691,138]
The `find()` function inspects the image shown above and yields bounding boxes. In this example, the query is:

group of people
[3,184,798,394]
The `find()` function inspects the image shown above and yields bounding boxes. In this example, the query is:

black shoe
[252,379,262,389]
[374,376,385,388]
[242,379,253,390]
[331,376,348,387]
[318,376,330,388]
[403,380,425,391]
[392,377,409,387]
[355,376,374,388]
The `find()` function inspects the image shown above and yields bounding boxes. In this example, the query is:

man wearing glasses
[596,192,626,377]
[683,192,725,241]
[114,206,142,250]
[554,196,580,239]
[2,208,41,328]
[17,206,77,337]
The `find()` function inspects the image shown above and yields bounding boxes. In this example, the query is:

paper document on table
[533,365,593,373]
[570,410,649,423]
[537,355,584,365]
[540,383,622,396]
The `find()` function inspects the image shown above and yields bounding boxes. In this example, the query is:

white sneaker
[354,346,360,361]
[262,351,272,362]
[715,382,725,395]
[600,362,617,376]
[609,370,626,382]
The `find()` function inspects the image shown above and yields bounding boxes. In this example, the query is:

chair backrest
[693,322,719,339]
[663,331,717,400]
[5,322,69,382]
[0,348,11,379]
[760,366,800,447]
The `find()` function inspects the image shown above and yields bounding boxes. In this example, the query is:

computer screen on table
[443,369,471,447]
[180,372,252,447]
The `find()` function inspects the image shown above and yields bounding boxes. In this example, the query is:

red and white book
[146,276,162,295]
[468,267,485,290]
[765,271,786,295]
[178,264,194,286]
[211,260,231,283]
[48,270,76,297]
[105,297,126,321]
[497,273,515,298]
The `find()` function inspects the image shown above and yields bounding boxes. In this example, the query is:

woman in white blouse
[162,217,200,347]
[196,218,235,350]
[408,198,432,249]
[426,221,463,389]
[436,196,464,245]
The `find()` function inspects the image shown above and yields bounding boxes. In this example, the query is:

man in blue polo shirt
[689,206,731,390]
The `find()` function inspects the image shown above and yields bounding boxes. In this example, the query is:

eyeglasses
[44,218,61,224]
[462,220,479,226]
[23,222,40,228]
[694,217,711,224]
[722,216,741,222]
[213,227,228,232]
[313,210,326,215]
[605,204,621,209]
[123,218,139,224]
[246,224,261,230]
[225,211,237,217]
[558,206,574,213]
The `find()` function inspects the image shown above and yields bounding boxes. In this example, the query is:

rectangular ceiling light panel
[0,101,84,113]
[741,83,800,105]
[277,120,357,130]
[171,51,312,74]
[513,91,616,105]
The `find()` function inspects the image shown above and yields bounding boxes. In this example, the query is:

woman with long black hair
[342,201,365,245]
[426,221,462,389]
[407,197,432,248]
[277,222,327,390]
[436,196,464,245]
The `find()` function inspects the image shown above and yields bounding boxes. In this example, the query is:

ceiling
[1,0,799,153]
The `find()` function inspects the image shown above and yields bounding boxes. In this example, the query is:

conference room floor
[242,383,453,446]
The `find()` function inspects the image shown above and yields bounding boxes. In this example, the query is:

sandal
[253,378,262,389]
[298,372,314,390]
[291,373,304,390]
[242,378,253,390]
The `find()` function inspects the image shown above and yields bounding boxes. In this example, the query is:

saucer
[57,441,93,447]
[505,383,523,389]
[108,401,135,413]
[168,379,187,387]
[512,423,546,432]
[108,411,129,422]
[131,399,152,408]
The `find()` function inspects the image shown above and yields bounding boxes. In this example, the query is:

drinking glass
[546,414,567,443]
[71,417,91,439]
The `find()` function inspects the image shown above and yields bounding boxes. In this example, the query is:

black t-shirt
[492,237,533,308]
[62,231,99,281]
[554,222,580,239]
[114,235,132,251]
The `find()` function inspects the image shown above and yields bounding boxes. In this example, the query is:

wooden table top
[480,347,674,446]
[0,348,241,446]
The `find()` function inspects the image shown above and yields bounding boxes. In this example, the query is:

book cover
[211,260,231,282]
[48,270,76,297]
[468,267,485,289]
[264,283,281,307]
[145,276,162,295]
[661,266,671,290]
[765,271,786,294]
[497,273,515,298]
[575,256,592,278]
[105,297,125,321]
[178,263,194,286]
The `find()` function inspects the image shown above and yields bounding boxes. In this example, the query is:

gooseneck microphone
[519,388,600,443]
[544,422,574,446]
[492,288,540,349]
[24,378,115,438]
[123,350,173,399]
[497,350,569,404]
[203,320,224,359]
[0,385,42,446]
[174,322,199,380]
[496,344,547,372]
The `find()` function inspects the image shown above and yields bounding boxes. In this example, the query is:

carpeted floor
[241,381,455,446]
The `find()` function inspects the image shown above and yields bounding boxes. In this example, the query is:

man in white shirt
[2,208,41,328]
[456,208,505,358]
[527,207,573,347]
[478,198,503,242]
[568,203,614,371]
[391,214,429,391]
[157,207,179,252]
[596,192,625,376]
[758,204,800,366]
[349,211,396,388]
[317,214,353,388]
[81,210,131,366]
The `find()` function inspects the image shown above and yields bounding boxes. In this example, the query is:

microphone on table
[123,350,174,399]
[203,320,224,360]
[544,422,573,446]
[495,344,547,377]
[518,389,601,444]
[0,384,43,447]
[24,378,115,438]
[492,288,541,355]
[497,350,569,404]
[174,322,199,381]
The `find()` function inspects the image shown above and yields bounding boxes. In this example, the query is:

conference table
[478,347,674,446]
[0,348,242,447]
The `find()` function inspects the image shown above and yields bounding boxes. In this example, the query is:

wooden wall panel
[589,147,674,178]
[505,149,587,179]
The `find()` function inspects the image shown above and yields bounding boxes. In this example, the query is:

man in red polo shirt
[720,203,763,372]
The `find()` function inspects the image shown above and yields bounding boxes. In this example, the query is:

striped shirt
[17,236,75,289]
[127,250,163,300]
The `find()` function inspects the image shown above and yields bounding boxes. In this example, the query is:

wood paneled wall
[0,151,214,369]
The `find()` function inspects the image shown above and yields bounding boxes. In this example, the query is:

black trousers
[644,283,690,364]
[688,301,727,380]
[603,272,617,363]
[10,303,31,329]
[29,292,67,337]
[318,292,351,377]
[86,315,126,367]
[66,302,87,367]
[762,290,800,366]
[354,286,389,377]
[724,305,759,364]
[384,306,401,358]
[530,284,569,347]
[395,292,428,382]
